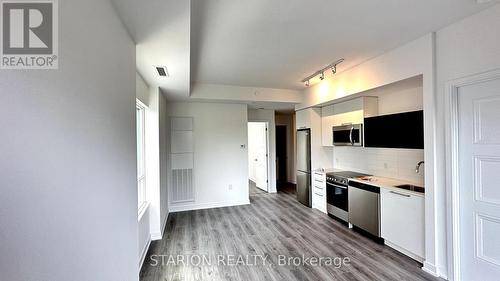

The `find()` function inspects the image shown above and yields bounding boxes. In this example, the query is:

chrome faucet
[416,161,425,174]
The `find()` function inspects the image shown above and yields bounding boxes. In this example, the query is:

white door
[248,125,257,182]
[248,122,268,191]
[458,77,500,280]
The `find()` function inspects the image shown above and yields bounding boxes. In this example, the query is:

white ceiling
[112,0,191,97]
[191,0,497,90]
[112,0,497,98]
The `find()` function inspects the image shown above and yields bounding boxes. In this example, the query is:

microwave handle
[349,126,354,145]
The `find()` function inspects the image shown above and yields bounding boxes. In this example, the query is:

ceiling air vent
[155,66,169,77]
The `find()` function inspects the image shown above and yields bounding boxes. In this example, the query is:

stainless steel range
[326,171,371,222]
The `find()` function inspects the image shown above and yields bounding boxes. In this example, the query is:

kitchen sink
[395,184,425,193]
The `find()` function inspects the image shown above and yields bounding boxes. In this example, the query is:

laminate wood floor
[140,187,441,281]
[249,180,267,195]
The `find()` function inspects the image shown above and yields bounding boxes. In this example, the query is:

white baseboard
[169,199,250,213]
[161,211,169,235]
[151,212,170,241]
[138,237,151,270]
[150,232,161,240]
[422,261,439,277]
[438,265,448,280]
[385,240,424,263]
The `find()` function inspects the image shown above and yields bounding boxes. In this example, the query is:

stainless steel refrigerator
[296,129,311,207]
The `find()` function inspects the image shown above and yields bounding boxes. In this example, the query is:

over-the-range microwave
[332,124,363,146]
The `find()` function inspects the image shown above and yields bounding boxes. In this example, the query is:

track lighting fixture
[301,58,344,87]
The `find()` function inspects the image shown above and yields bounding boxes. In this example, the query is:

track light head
[319,72,325,80]
[305,80,310,87]
[331,65,337,74]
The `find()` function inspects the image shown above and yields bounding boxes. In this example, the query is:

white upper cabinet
[296,108,312,129]
[321,97,378,146]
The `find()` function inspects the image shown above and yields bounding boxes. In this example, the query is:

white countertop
[313,168,425,197]
[313,168,339,174]
[349,176,425,197]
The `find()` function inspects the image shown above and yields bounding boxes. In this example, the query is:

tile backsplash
[332,146,425,185]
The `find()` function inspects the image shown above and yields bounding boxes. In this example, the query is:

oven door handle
[327,182,347,189]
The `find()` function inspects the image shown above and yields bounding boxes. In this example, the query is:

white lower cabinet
[380,188,425,262]
[312,172,327,214]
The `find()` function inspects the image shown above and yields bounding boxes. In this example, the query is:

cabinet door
[312,172,327,213]
[321,105,335,147]
[321,115,334,146]
[296,109,310,129]
[312,172,326,196]
[381,189,425,259]
[331,110,364,127]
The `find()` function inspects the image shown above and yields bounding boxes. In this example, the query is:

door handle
[390,191,411,197]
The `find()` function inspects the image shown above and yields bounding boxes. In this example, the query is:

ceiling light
[319,72,325,80]
[331,65,337,74]
[305,80,310,87]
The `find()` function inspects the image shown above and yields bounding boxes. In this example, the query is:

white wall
[333,147,425,185]
[0,0,138,280]
[159,92,169,236]
[167,102,250,212]
[136,72,150,106]
[135,75,169,265]
[435,3,500,278]
[275,113,296,183]
[136,73,151,266]
[248,109,277,193]
[191,83,303,104]
[138,208,150,266]
[145,87,169,240]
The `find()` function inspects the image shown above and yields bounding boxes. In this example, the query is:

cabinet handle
[314,192,323,197]
[390,191,411,197]
[349,126,354,145]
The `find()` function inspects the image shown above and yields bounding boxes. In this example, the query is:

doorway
[447,70,500,281]
[276,125,287,185]
[248,122,269,193]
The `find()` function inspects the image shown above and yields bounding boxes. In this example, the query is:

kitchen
[296,75,426,264]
